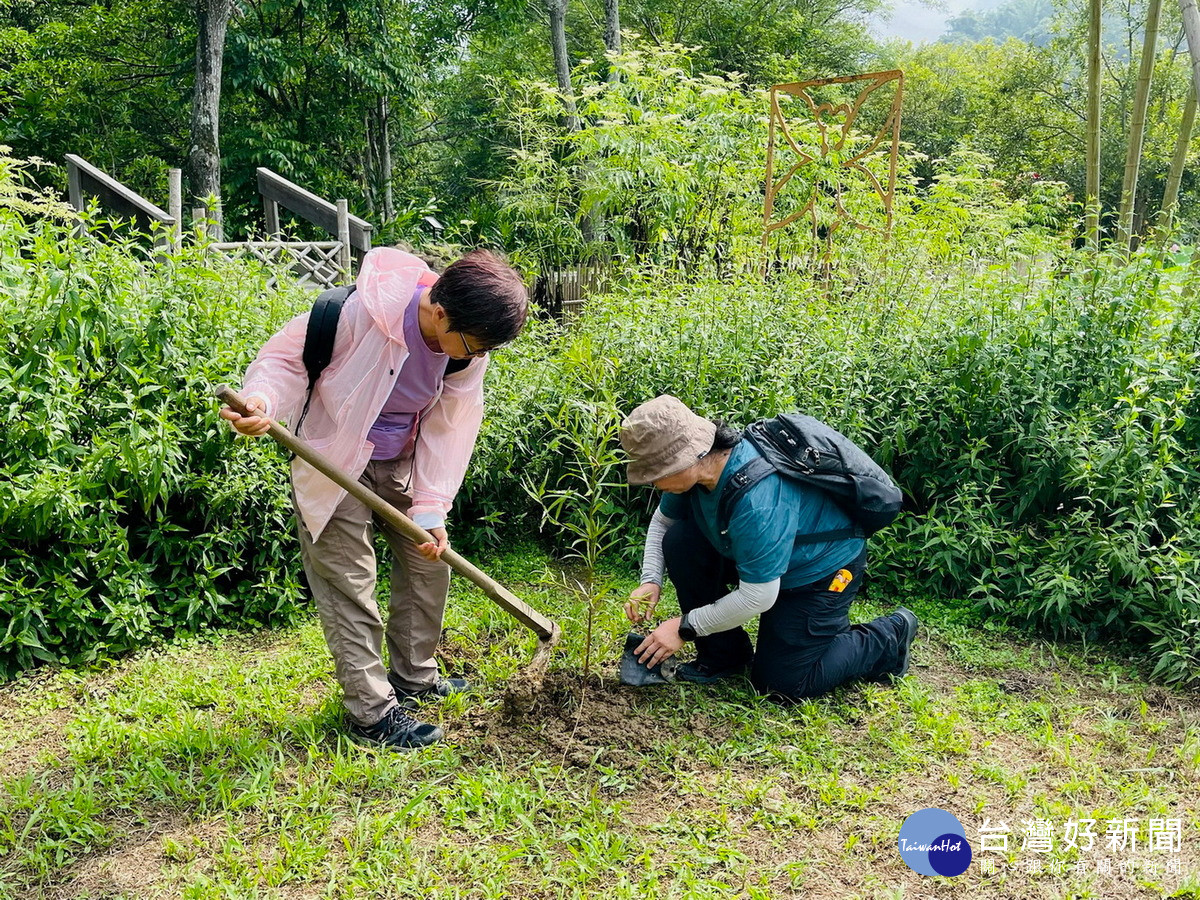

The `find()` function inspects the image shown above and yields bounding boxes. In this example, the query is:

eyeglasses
[455,331,494,358]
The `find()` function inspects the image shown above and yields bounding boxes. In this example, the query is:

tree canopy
[0,0,1196,248]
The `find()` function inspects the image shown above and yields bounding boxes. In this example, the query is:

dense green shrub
[492,42,767,270]
[0,173,308,678]
[4,139,1199,686]
[872,250,1200,680]
[463,244,1200,682]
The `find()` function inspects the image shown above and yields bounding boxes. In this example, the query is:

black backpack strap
[717,457,863,544]
[717,457,775,535]
[296,284,354,435]
[302,286,354,386]
[793,526,863,545]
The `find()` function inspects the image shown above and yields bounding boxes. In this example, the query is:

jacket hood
[354,247,438,343]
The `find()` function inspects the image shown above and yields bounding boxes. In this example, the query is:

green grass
[1,546,1198,899]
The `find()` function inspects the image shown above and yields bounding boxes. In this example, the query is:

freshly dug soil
[464,670,688,769]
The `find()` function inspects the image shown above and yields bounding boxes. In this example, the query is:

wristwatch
[678,612,698,642]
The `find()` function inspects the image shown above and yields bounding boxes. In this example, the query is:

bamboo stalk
[1156,84,1198,237]
[1116,0,1164,251]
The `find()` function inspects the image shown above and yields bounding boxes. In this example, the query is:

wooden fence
[63,156,371,289]
[532,260,612,323]
[63,155,622,309]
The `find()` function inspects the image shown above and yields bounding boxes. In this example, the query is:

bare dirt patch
[54,825,176,900]
[0,666,128,782]
[460,669,698,768]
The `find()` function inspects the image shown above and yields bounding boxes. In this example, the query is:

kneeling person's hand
[635,616,683,668]
[625,583,661,624]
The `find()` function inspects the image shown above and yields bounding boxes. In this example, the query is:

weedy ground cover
[1,549,1198,899]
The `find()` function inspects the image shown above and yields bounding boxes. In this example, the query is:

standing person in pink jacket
[220,247,529,750]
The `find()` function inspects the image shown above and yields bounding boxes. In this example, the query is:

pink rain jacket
[240,247,487,541]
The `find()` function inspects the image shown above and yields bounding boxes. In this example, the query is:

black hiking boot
[675,657,752,685]
[880,607,920,681]
[347,705,444,751]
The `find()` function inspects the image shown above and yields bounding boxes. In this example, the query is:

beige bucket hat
[620,395,717,485]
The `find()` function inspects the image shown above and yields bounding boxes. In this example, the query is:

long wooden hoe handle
[215,384,560,645]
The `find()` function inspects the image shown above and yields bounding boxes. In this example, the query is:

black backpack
[294,283,469,434]
[716,413,903,544]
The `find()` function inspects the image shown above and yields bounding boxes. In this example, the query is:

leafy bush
[463,244,1200,682]
[489,40,1076,277]
[875,249,1200,676]
[489,40,805,270]
[0,160,309,678]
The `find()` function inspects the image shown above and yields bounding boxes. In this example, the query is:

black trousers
[663,517,900,700]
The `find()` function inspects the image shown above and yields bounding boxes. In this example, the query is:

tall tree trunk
[372,1,395,223]
[604,0,621,81]
[592,0,621,242]
[547,0,578,132]
[547,0,593,247]
[1182,0,1200,98]
[377,95,395,222]
[1156,84,1198,236]
[1116,0,1163,251]
[363,111,376,218]
[188,0,233,240]
[1086,0,1102,249]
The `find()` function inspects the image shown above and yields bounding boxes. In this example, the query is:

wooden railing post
[264,196,281,238]
[168,168,183,252]
[337,199,351,278]
[192,206,209,240]
[66,157,86,235]
[67,160,84,213]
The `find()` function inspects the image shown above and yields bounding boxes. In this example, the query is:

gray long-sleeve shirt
[639,509,781,637]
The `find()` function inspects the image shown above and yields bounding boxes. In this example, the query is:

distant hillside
[870,0,1051,44]
[869,0,977,42]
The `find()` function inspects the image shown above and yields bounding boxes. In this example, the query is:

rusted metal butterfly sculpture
[763,70,904,253]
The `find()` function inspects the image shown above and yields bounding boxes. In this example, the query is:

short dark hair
[710,421,743,452]
[429,249,529,347]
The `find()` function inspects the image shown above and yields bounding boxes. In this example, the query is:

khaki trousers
[296,453,451,726]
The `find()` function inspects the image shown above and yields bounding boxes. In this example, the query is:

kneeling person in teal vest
[620,395,918,700]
